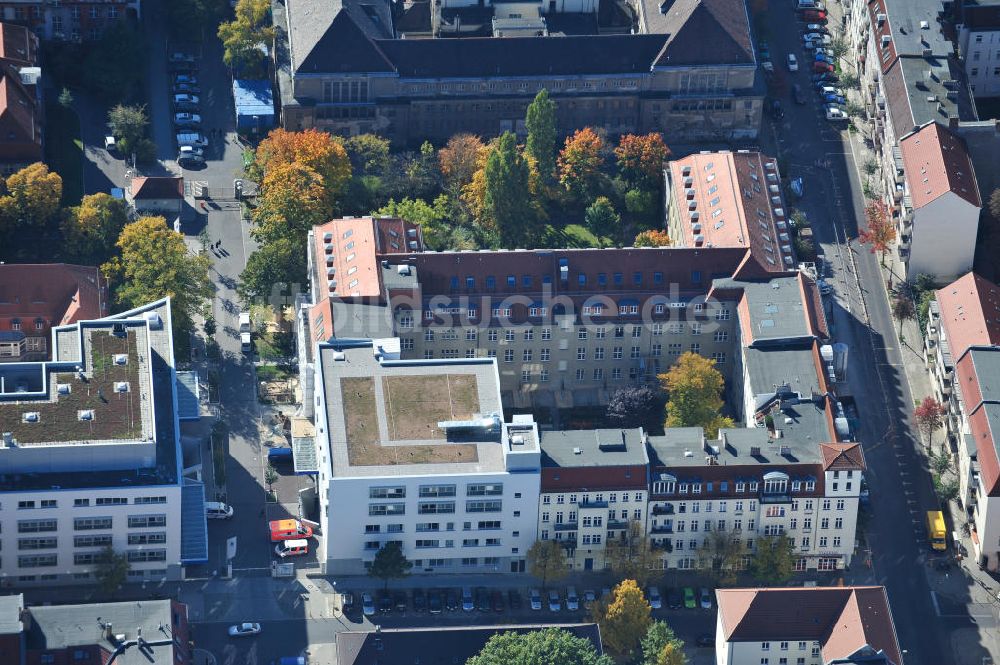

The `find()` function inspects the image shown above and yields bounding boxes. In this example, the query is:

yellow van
[269,519,313,542]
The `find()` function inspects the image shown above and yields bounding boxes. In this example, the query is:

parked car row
[355,585,715,617]
[170,51,207,167]
[795,6,848,122]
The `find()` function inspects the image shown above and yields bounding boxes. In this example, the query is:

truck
[239,312,251,333]
[240,332,252,354]
[177,132,208,148]
[926,510,947,551]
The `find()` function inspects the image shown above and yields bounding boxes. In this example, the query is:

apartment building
[956,0,1000,98]
[0,21,39,173]
[0,298,207,586]
[846,0,980,281]
[715,586,902,665]
[0,0,138,41]
[308,340,541,575]
[275,0,763,145]
[666,151,795,273]
[897,122,981,282]
[0,263,108,362]
[536,428,649,570]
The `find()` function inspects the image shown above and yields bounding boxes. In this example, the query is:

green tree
[438,133,485,191]
[218,0,275,74]
[58,87,74,108]
[264,463,279,493]
[660,352,734,438]
[61,193,130,264]
[990,188,1000,221]
[367,541,413,590]
[102,216,213,349]
[345,133,391,176]
[641,621,687,665]
[238,236,308,305]
[94,547,130,596]
[107,104,149,154]
[526,539,568,591]
[82,23,147,103]
[584,196,620,238]
[697,531,744,586]
[484,132,537,248]
[558,127,605,204]
[606,385,665,430]
[594,579,652,658]
[603,521,662,588]
[891,293,915,338]
[625,188,658,223]
[749,535,796,584]
[467,627,612,665]
[375,195,453,251]
[525,89,557,186]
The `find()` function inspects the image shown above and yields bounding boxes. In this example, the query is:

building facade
[956,0,1000,98]
[0,0,139,41]
[0,299,207,587]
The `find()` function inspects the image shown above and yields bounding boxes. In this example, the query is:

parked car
[169,52,196,64]
[174,74,198,85]
[818,279,834,296]
[802,9,827,21]
[647,586,662,609]
[771,99,784,119]
[812,61,834,73]
[583,589,597,605]
[787,53,798,71]
[341,592,355,613]
[814,53,834,64]
[378,591,392,614]
[757,39,770,60]
[699,587,713,609]
[566,587,580,611]
[667,588,683,610]
[509,589,523,610]
[462,587,475,612]
[445,588,459,611]
[177,132,208,148]
[825,105,849,120]
[428,589,443,614]
[173,93,200,108]
[393,591,407,613]
[178,152,205,168]
[683,587,696,609]
[804,32,831,43]
[173,83,201,94]
[805,23,829,32]
[228,623,261,637]
[491,590,505,612]
[362,593,375,616]
[793,84,807,105]
[174,112,202,128]
[696,634,716,648]
[548,590,561,612]
[476,587,491,612]
[104,135,117,153]
[412,588,426,613]
[811,72,838,83]
[530,588,543,610]
[824,94,847,105]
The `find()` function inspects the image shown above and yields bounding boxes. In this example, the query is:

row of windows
[651,479,816,495]
[408,538,504,549]
[652,498,845,515]
[370,484,504,500]
[17,515,167,532]
[541,509,644,524]
[17,496,166,510]
[416,303,723,325]
[444,271,716,291]
[542,492,645,505]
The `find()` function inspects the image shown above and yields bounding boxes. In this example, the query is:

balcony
[650,524,673,534]
[652,504,674,516]
[579,500,608,509]
[651,540,673,553]
[760,493,792,504]
[607,519,629,530]
[553,522,578,532]
[558,538,578,550]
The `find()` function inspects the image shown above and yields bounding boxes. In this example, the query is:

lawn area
[542,223,612,249]
[44,101,84,205]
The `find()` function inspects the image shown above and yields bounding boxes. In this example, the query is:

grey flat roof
[319,343,510,476]
[330,302,395,340]
[180,480,208,563]
[740,276,813,343]
[883,0,952,56]
[744,345,825,406]
[0,594,23,635]
[967,348,1000,403]
[175,370,200,421]
[540,428,648,468]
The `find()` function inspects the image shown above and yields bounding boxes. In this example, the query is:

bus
[927,510,947,551]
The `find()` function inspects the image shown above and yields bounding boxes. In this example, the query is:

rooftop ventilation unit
[750,446,762,456]
[876,12,886,24]
[114,354,128,365]
[397,265,412,276]
[881,35,891,47]
[685,188,695,199]
[688,200,697,210]
[683,449,694,457]
[332,351,346,361]
[438,415,502,432]
[57,383,70,395]
[780,445,791,456]
[511,434,525,445]
[573,447,583,455]
[1,433,13,447]
[115,382,129,393]
[144,312,162,330]
[689,211,700,221]
[22,412,39,423]
[78,410,95,421]
[408,241,419,250]
[692,223,702,233]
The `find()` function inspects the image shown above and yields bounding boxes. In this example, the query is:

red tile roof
[936,273,1000,361]
[820,442,866,471]
[312,217,422,300]
[0,22,37,68]
[0,264,107,348]
[0,62,39,164]
[718,586,901,665]
[899,122,980,210]
[129,176,184,200]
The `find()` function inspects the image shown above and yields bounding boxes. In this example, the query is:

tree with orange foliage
[633,229,671,247]
[253,162,333,244]
[858,199,895,265]
[558,127,605,204]
[438,133,485,191]
[615,133,670,188]
[253,128,352,202]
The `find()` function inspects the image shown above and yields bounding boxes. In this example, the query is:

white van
[241,332,252,354]
[275,539,308,557]
[238,312,251,333]
[205,501,234,519]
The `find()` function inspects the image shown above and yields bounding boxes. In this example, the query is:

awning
[180,481,208,564]
[175,371,200,421]
[292,436,318,474]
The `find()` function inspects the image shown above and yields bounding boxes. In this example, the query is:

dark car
[811,72,839,84]
[394,591,407,613]
[445,588,459,611]
[476,587,491,612]
[341,591,356,612]
[771,99,784,120]
[667,588,683,610]
[793,84,807,105]
[378,591,392,614]
[492,590,505,612]
[696,634,716,648]
[812,61,834,73]
[508,589,523,610]
[412,589,426,613]
[428,589,443,614]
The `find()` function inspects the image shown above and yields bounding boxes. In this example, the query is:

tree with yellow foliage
[659,352,735,437]
[438,133,485,192]
[634,229,671,247]
[593,579,652,658]
[253,162,333,244]
[61,193,129,264]
[557,127,605,204]
[253,128,352,201]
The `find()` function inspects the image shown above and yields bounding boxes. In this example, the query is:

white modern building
[898,122,981,283]
[308,340,541,575]
[0,299,207,587]
[715,586,902,665]
[956,0,1000,98]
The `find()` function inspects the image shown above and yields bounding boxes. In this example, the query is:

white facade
[537,489,648,571]
[906,191,980,283]
[959,27,1000,98]
[716,630,824,665]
